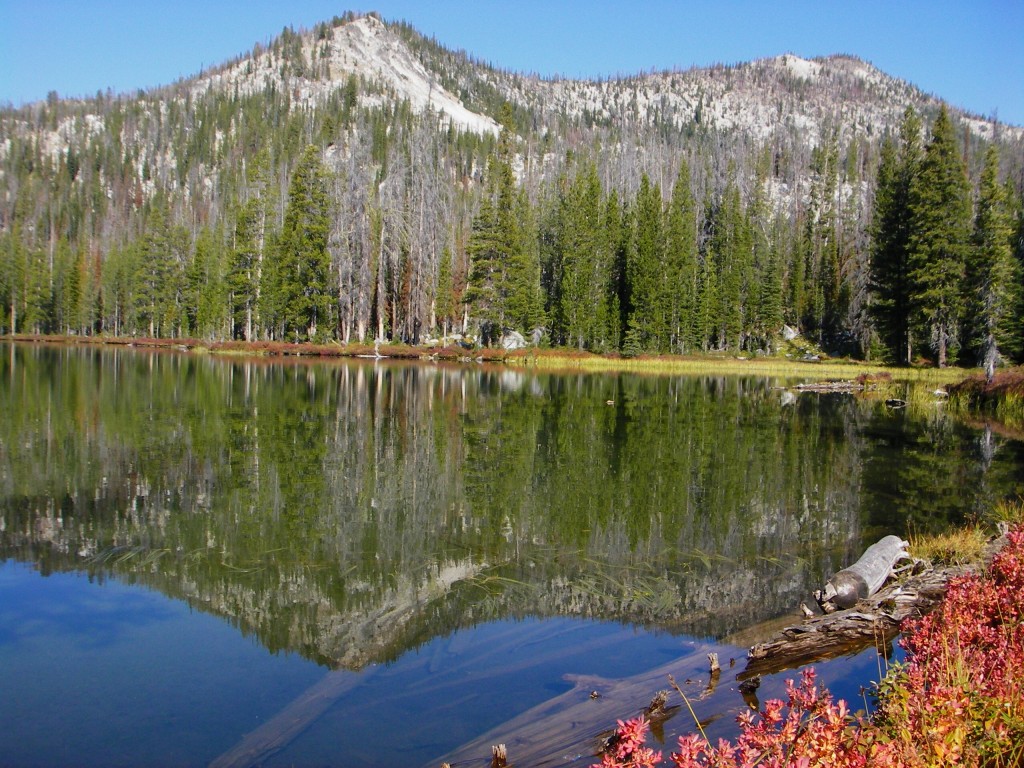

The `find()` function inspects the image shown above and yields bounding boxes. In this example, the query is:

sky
[1,0,1022,126]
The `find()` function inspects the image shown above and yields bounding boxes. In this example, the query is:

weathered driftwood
[794,381,864,393]
[430,634,855,768]
[743,563,969,680]
[814,535,910,613]
[426,642,721,768]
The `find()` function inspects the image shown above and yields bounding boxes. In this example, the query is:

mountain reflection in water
[1,342,1020,767]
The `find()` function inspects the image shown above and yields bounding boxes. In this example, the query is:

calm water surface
[1,343,1021,767]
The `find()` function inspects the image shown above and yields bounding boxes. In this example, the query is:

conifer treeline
[871,106,1022,367]
[1,20,1022,365]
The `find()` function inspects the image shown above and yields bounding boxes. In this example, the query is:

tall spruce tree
[804,129,841,343]
[664,160,698,353]
[0,229,24,333]
[464,195,503,343]
[760,223,786,348]
[103,242,139,336]
[907,106,972,367]
[869,107,922,364]
[229,197,264,340]
[749,152,783,351]
[187,225,229,340]
[965,146,1016,375]
[625,174,665,352]
[274,145,334,342]
[710,174,749,351]
[465,105,543,344]
[694,242,719,352]
[136,205,184,337]
[72,241,95,335]
[505,186,545,335]
[1012,184,1024,361]
[786,222,808,334]
[604,189,627,351]
[434,246,456,340]
[22,244,52,335]
[556,162,605,349]
[53,237,79,335]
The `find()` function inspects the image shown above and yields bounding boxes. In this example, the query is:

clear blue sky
[2,0,1022,126]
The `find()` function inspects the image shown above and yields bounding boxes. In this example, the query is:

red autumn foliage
[594,527,1024,768]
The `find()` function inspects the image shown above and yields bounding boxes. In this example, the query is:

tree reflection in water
[1,342,1020,766]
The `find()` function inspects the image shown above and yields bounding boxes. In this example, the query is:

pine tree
[786,224,807,333]
[228,197,264,340]
[464,104,542,344]
[73,242,96,335]
[749,152,783,351]
[275,145,334,342]
[435,246,455,340]
[102,243,139,336]
[664,160,698,353]
[1012,184,1024,361]
[870,107,922,364]
[53,237,79,334]
[504,186,545,335]
[710,174,748,351]
[965,146,1016,375]
[258,229,283,340]
[463,196,503,343]
[23,245,52,334]
[136,206,188,338]
[804,129,841,344]
[557,162,605,349]
[0,230,16,333]
[625,174,665,352]
[757,216,786,351]
[604,189,627,351]
[695,247,719,351]
[187,225,229,340]
[907,106,972,367]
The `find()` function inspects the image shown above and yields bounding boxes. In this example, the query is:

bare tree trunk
[985,335,997,383]
[376,217,386,342]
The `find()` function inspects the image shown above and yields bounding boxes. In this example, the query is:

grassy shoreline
[3,333,973,383]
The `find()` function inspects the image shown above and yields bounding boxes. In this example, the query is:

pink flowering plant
[668,668,866,768]
[594,717,662,768]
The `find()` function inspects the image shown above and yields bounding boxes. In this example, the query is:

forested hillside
[1,12,1022,364]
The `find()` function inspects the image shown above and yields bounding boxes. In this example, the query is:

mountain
[192,15,500,136]
[189,15,1015,144]
[1,12,1021,357]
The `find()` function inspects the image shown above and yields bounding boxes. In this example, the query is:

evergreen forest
[1,13,1022,366]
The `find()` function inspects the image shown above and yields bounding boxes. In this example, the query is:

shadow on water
[0,342,1021,766]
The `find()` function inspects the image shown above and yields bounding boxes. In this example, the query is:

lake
[1,342,1021,767]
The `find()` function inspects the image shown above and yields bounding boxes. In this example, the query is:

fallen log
[209,667,379,768]
[814,535,910,613]
[743,562,970,680]
[793,380,864,393]
[429,628,874,768]
[425,642,724,768]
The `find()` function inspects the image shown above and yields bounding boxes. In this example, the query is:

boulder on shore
[501,330,527,350]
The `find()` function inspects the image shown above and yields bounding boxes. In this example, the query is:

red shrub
[593,527,1024,768]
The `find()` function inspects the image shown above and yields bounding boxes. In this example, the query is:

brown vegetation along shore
[3,334,972,384]
[2,333,508,363]
[948,367,1024,421]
